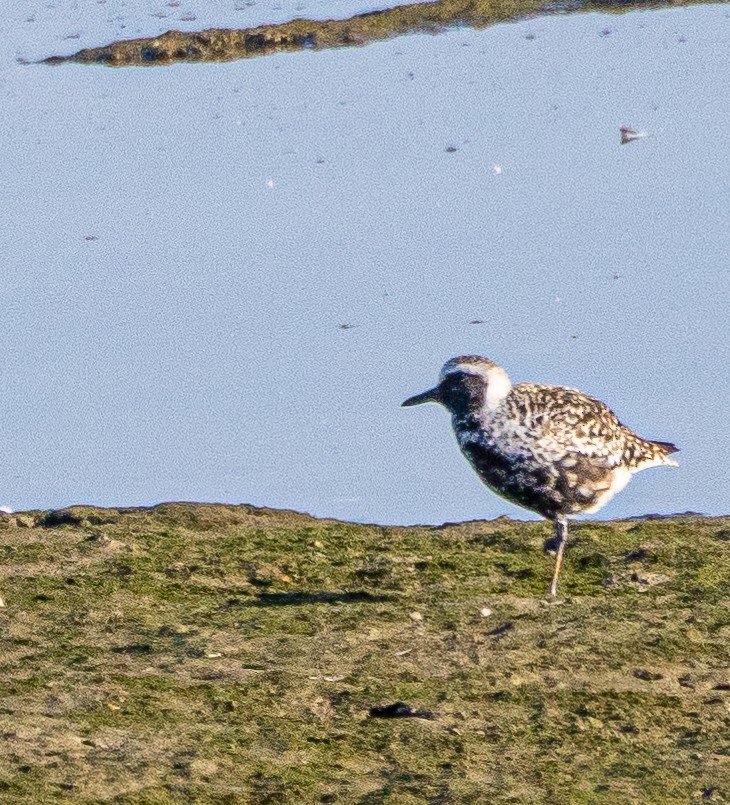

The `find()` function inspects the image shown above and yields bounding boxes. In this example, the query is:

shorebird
[402,356,678,596]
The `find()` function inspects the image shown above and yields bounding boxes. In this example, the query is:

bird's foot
[543,535,561,555]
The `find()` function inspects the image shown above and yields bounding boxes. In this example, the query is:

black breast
[459,437,611,519]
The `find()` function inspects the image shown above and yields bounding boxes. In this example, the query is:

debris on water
[84,235,99,241]
[445,145,458,153]
[338,323,359,330]
[470,319,486,325]
[492,164,502,174]
[369,701,435,719]
[620,126,648,145]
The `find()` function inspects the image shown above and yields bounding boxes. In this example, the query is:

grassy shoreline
[1,503,729,802]
[40,0,724,67]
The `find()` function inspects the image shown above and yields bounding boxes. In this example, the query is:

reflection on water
[40,0,725,66]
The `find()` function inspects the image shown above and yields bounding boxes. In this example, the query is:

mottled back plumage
[454,380,676,519]
[402,355,678,595]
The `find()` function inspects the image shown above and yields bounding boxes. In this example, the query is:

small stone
[249,564,292,585]
[190,759,219,778]
[409,612,423,622]
[634,668,663,681]
[206,652,222,659]
[480,607,493,618]
[486,621,513,637]
[369,701,435,720]
[634,572,671,587]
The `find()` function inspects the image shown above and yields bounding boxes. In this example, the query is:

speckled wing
[467,383,631,517]
[501,383,627,465]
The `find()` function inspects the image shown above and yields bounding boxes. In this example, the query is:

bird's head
[401,355,512,416]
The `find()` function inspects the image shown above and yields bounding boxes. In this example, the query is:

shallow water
[2,1,729,523]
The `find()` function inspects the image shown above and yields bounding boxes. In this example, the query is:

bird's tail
[628,436,679,471]
[650,439,680,467]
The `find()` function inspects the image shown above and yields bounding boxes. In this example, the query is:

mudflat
[1,503,728,802]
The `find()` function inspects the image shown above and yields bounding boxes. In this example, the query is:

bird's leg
[548,516,569,598]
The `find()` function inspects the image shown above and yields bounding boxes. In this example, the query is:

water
[1,1,729,523]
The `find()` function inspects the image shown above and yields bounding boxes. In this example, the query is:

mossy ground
[1,503,729,803]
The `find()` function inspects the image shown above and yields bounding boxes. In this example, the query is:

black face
[437,372,485,417]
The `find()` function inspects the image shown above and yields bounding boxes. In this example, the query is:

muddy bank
[1,503,729,800]
[41,0,713,67]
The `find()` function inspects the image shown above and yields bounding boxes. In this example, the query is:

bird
[401,355,678,597]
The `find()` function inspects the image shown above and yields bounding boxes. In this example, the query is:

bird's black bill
[401,387,440,407]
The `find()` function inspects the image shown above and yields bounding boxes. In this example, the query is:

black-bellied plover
[402,355,678,596]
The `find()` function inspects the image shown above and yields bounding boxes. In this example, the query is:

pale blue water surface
[1,0,729,523]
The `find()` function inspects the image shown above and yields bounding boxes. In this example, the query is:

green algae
[1,503,729,802]
[40,0,724,67]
